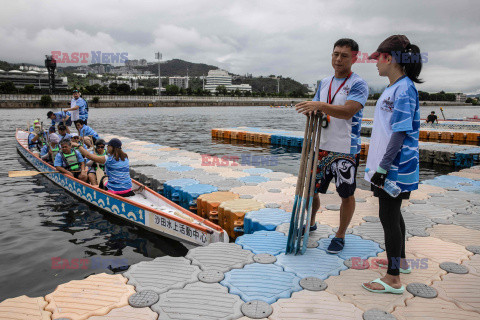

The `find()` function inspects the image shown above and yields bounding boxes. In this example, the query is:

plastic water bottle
[365,168,401,198]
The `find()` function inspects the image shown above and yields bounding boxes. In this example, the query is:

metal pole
[156,52,162,97]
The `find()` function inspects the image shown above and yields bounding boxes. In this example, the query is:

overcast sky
[1,0,479,93]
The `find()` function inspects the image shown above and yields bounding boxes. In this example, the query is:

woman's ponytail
[401,44,423,83]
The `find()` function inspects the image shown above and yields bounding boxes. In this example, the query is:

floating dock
[2,134,480,320]
[212,127,480,168]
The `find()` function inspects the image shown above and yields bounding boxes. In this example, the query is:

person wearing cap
[54,139,88,182]
[72,138,134,197]
[85,139,107,185]
[295,38,369,254]
[70,133,88,150]
[75,120,99,144]
[426,111,438,124]
[362,35,423,294]
[57,124,72,143]
[28,122,44,155]
[47,110,72,133]
[64,89,88,125]
[40,133,61,164]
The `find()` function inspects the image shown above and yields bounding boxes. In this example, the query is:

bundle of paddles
[286,113,323,254]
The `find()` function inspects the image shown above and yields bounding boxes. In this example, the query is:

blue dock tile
[235,231,287,255]
[318,234,383,260]
[156,162,181,168]
[238,175,270,184]
[220,263,302,304]
[178,183,218,209]
[275,249,347,279]
[243,208,292,234]
[243,168,273,176]
[167,165,194,172]
[163,179,199,202]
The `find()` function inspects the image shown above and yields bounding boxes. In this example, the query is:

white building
[169,76,189,89]
[205,69,252,93]
[455,93,467,103]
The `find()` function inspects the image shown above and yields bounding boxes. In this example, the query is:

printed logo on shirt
[341,85,351,95]
[381,96,394,112]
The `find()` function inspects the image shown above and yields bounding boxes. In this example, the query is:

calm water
[0,105,477,301]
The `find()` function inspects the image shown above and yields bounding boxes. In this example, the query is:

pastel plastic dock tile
[243,168,273,175]
[316,209,366,228]
[426,195,470,210]
[213,178,245,191]
[45,273,135,320]
[393,297,480,320]
[275,249,347,279]
[402,212,435,232]
[257,181,294,190]
[178,183,218,209]
[221,263,302,304]
[275,223,333,242]
[218,199,265,239]
[281,175,298,185]
[462,254,480,276]
[219,170,250,178]
[163,179,199,202]
[235,231,287,255]
[123,256,200,294]
[403,204,455,220]
[428,224,480,247]
[243,208,291,233]
[325,269,413,312]
[269,290,364,320]
[262,172,294,181]
[318,235,383,260]
[87,306,158,320]
[156,162,181,168]
[186,242,254,272]
[450,214,480,231]
[196,191,240,222]
[0,295,51,320]
[405,236,473,264]
[230,185,268,196]
[151,282,243,320]
[238,175,270,184]
[432,273,480,313]
[253,192,291,206]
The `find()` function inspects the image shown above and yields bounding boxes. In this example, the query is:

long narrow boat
[15,129,229,246]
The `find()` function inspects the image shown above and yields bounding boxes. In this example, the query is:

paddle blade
[8,170,42,177]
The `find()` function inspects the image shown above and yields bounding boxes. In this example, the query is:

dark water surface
[0,105,477,301]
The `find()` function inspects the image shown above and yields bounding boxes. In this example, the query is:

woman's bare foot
[363,274,402,290]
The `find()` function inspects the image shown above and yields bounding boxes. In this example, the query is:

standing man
[296,38,369,253]
[64,89,88,125]
[47,110,72,133]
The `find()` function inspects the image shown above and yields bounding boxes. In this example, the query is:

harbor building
[204,69,252,93]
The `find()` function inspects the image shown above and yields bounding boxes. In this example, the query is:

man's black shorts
[314,150,359,198]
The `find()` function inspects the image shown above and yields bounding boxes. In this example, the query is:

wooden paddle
[9,170,80,177]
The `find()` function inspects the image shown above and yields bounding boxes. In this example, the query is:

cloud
[0,0,479,93]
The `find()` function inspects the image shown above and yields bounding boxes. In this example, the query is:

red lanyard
[328,72,352,104]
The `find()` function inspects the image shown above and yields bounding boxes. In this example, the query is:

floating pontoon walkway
[2,135,480,319]
[212,127,480,168]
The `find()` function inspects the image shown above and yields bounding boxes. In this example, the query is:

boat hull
[15,130,228,246]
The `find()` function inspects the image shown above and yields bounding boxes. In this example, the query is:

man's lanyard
[327,72,352,104]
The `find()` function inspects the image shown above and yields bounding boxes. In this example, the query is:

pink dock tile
[269,290,363,319]
[0,295,51,320]
[432,273,480,313]
[393,297,480,319]
[462,254,480,276]
[45,273,135,320]
[87,306,158,320]
[325,269,413,312]
[405,236,473,264]
[316,209,366,228]
[428,224,480,247]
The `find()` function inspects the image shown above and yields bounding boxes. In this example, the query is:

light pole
[155,52,162,97]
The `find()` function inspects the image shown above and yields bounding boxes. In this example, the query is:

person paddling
[54,139,88,182]
[295,38,369,253]
[362,35,422,294]
[72,138,135,197]
[86,139,107,185]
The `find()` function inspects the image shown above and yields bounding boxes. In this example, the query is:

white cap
[71,133,79,137]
